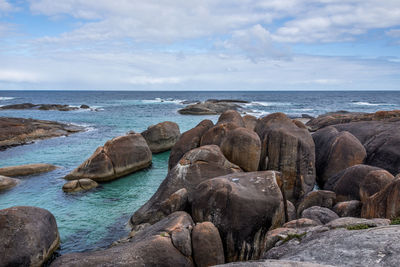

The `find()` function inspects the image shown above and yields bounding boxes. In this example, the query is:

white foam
[247,101,291,107]
[141,98,185,104]
[352,101,394,106]
[0,97,15,101]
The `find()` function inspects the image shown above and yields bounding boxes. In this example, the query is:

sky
[0,0,399,91]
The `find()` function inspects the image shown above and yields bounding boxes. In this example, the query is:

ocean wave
[351,101,395,106]
[246,109,270,117]
[247,101,291,107]
[0,97,15,101]
[141,98,185,104]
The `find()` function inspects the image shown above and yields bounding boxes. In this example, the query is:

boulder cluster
[3,109,400,266]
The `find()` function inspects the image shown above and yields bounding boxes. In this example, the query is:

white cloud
[0,0,12,13]
[0,70,43,83]
[386,29,400,38]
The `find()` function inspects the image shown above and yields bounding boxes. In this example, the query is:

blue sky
[0,0,399,90]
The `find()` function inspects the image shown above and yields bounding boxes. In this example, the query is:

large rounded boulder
[141,121,180,153]
[131,145,242,227]
[191,171,285,262]
[62,179,99,193]
[243,115,258,131]
[220,127,261,172]
[168,119,214,170]
[200,122,239,147]
[0,175,19,191]
[65,133,152,182]
[313,126,366,187]
[362,177,400,219]
[324,164,394,202]
[217,110,245,127]
[255,113,316,203]
[0,206,60,267]
[52,212,195,267]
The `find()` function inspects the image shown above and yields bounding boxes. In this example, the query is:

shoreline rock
[178,99,250,115]
[0,103,94,111]
[0,163,58,177]
[0,175,19,191]
[0,117,85,150]
[62,179,99,193]
[141,121,180,153]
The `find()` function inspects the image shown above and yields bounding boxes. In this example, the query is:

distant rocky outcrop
[141,121,180,153]
[0,117,84,150]
[0,163,58,177]
[0,103,94,111]
[0,206,60,267]
[178,99,250,115]
[65,133,152,182]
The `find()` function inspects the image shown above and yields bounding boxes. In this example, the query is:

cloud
[0,70,43,83]
[386,29,400,38]
[0,0,12,13]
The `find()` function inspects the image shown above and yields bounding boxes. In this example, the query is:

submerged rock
[0,117,84,150]
[131,145,242,227]
[141,121,180,153]
[0,206,60,267]
[65,133,152,182]
[255,113,316,204]
[0,175,19,191]
[0,163,58,177]
[62,179,99,193]
[168,119,214,170]
[191,171,285,262]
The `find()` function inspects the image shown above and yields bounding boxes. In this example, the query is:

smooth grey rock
[216,259,334,266]
[333,200,362,217]
[301,206,339,225]
[263,226,400,267]
[325,217,390,229]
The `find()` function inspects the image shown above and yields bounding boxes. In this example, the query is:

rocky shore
[178,99,251,115]
[0,103,94,111]
[0,117,85,150]
[3,109,400,266]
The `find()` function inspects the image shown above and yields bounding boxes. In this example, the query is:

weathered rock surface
[62,179,99,193]
[283,218,321,228]
[0,206,60,267]
[220,127,261,172]
[178,100,248,115]
[168,119,213,169]
[65,133,152,182]
[0,117,84,150]
[0,175,19,191]
[0,163,58,177]
[192,222,225,267]
[0,103,94,111]
[325,217,390,229]
[191,171,285,262]
[333,200,362,217]
[216,259,334,266]
[313,127,366,186]
[243,115,258,131]
[333,120,400,175]
[359,169,394,202]
[217,110,246,127]
[362,177,400,219]
[141,121,180,153]
[52,212,195,267]
[296,190,336,217]
[200,122,239,147]
[301,206,339,225]
[287,201,296,221]
[324,164,394,202]
[131,145,242,226]
[306,110,400,131]
[255,113,316,203]
[263,225,400,267]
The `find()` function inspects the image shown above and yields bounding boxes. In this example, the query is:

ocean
[1,90,400,254]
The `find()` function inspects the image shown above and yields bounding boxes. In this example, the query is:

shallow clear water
[1,90,400,254]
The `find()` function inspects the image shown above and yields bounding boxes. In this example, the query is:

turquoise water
[1,90,400,253]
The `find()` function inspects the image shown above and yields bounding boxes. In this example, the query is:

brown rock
[296,190,336,217]
[65,133,152,182]
[359,169,394,202]
[361,177,400,219]
[0,163,57,177]
[220,127,261,172]
[301,206,339,225]
[168,119,214,169]
[0,175,19,191]
[200,122,239,147]
[192,222,225,267]
[0,117,84,150]
[217,110,246,127]
[255,113,316,204]
[62,179,99,193]
[333,201,362,217]
[283,218,321,228]
[141,121,180,153]
[178,100,246,115]
[0,206,60,267]
[191,171,285,262]
[313,127,366,187]
[52,212,195,267]
[131,145,242,227]
[324,164,394,202]
[287,201,296,221]
[243,115,258,131]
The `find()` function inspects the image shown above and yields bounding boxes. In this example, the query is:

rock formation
[141,121,180,153]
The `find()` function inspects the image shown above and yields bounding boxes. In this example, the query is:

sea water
[1,90,400,254]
